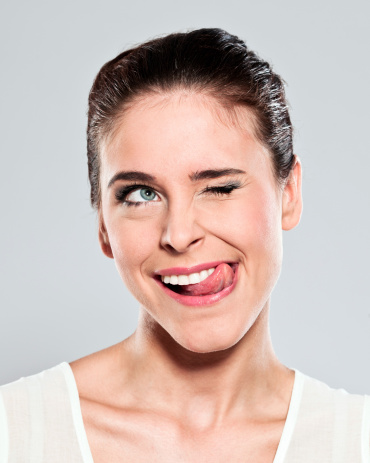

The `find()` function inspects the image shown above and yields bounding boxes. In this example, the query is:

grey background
[1,0,369,393]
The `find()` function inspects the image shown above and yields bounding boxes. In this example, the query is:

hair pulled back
[87,28,295,209]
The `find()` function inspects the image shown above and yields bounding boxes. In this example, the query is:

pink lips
[155,261,232,276]
[154,262,239,307]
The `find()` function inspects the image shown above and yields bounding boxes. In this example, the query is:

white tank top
[0,363,369,462]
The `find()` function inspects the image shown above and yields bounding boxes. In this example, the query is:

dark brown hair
[87,28,295,209]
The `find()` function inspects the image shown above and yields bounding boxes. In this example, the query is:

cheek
[199,190,282,256]
[106,214,161,282]
[249,193,282,253]
[243,191,283,279]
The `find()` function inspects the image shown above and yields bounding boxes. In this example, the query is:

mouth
[154,262,238,306]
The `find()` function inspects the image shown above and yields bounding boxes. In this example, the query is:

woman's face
[99,93,301,353]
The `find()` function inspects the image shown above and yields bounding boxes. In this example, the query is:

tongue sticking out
[179,263,234,296]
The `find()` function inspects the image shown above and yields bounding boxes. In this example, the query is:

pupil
[140,189,154,200]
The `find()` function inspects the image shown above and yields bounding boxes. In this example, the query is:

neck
[122,303,289,430]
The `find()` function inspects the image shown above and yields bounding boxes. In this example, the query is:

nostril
[162,236,203,254]
[160,213,205,253]
[160,228,204,252]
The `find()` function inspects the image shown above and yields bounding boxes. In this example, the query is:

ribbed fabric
[0,363,369,462]
[61,364,94,463]
[363,396,370,462]
[0,364,90,462]
[273,367,304,462]
[0,391,8,463]
[283,373,369,462]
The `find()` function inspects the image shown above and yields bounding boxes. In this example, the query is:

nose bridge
[160,196,204,253]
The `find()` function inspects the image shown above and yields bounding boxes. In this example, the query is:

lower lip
[155,264,239,307]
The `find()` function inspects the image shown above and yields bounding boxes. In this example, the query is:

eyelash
[114,181,242,207]
[200,181,242,196]
[115,183,155,207]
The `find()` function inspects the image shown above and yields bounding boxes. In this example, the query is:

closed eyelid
[200,181,243,190]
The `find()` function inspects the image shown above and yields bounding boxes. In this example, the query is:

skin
[70,92,303,462]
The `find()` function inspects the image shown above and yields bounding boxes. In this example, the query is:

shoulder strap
[0,364,87,462]
[362,395,370,462]
[284,373,366,462]
[0,391,9,463]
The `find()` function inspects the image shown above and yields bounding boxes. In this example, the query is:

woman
[0,28,369,462]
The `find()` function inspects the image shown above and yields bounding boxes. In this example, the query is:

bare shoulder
[69,337,133,403]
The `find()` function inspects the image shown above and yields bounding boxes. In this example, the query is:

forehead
[100,92,271,184]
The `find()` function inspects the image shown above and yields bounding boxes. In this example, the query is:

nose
[160,203,205,254]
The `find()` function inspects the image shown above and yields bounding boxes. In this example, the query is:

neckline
[61,362,95,463]
[60,362,304,463]
[272,368,304,463]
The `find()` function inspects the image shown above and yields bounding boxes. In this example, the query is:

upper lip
[154,261,237,276]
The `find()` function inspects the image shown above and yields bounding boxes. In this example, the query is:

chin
[173,324,246,354]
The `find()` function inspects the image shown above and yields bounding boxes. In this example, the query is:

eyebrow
[189,168,246,181]
[108,171,156,188]
[107,168,246,188]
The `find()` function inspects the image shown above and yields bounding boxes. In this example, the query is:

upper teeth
[161,268,215,285]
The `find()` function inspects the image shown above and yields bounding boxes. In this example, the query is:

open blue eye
[126,187,158,203]
[140,188,156,200]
